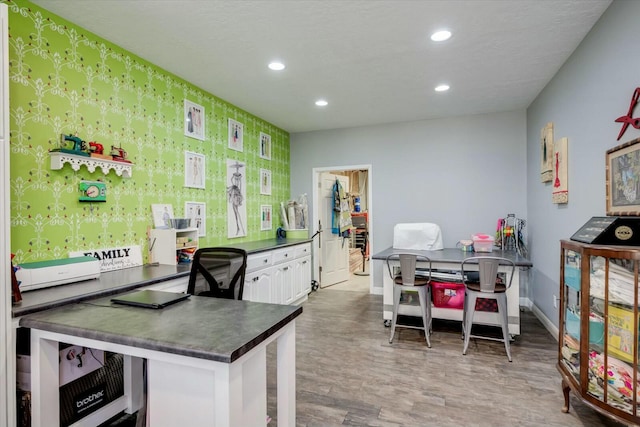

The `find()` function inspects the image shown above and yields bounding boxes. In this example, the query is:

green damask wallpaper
[6,0,290,263]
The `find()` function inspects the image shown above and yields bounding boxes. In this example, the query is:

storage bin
[565,309,604,345]
[564,266,581,291]
[472,233,495,252]
[431,281,465,309]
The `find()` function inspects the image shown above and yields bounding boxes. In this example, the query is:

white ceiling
[30,0,612,133]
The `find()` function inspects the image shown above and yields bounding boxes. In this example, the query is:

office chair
[187,247,248,300]
[387,253,433,347]
[461,256,516,361]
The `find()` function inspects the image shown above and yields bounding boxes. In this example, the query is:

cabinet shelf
[50,151,133,178]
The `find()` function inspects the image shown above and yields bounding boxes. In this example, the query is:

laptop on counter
[111,289,190,309]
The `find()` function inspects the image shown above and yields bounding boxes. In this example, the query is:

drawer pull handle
[302,260,307,264]
[285,253,288,257]
[283,266,289,271]
[263,259,268,263]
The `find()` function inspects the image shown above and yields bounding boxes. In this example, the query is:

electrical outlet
[553,294,558,309]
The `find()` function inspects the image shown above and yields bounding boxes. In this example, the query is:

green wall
[6,0,290,263]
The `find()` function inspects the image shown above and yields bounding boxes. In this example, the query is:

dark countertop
[13,238,312,318]
[372,247,533,267]
[19,295,302,363]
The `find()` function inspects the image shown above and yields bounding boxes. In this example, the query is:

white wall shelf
[49,151,133,178]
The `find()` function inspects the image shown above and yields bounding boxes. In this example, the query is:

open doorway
[311,164,372,293]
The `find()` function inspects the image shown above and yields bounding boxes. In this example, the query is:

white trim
[311,164,373,293]
[0,4,12,426]
[532,303,559,341]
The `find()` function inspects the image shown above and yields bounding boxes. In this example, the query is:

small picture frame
[184,151,206,189]
[151,204,174,228]
[259,132,271,160]
[184,100,205,141]
[228,118,244,152]
[261,205,273,231]
[606,137,640,215]
[185,201,206,237]
[260,168,272,195]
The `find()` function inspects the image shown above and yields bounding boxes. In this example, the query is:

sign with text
[70,245,142,272]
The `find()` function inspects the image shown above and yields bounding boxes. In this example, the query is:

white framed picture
[227,159,247,238]
[228,118,244,152]
[184,100,205,141]
[184,151,205,189]
[259,132,271,160]
[261,205,273,231]
[185,201,206,237]
[151,204,174,228]
[260,168,271,195]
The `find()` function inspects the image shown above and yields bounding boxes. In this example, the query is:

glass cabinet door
[561,249,581,384]
[585,255,638,415]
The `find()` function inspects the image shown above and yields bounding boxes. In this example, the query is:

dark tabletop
[372,247,533,267]
[19,295,302,363]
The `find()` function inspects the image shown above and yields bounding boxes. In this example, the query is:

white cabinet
[149,228,199,265]
[243,242,311,305]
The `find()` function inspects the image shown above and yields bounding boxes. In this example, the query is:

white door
[319,173,350,287]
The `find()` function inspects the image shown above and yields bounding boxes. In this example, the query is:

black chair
[187,247,248,300]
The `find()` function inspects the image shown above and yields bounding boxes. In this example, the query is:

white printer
[16,256,100,291]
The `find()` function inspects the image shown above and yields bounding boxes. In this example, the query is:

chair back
[187,247,248,300]
[386,253,432,286]
[461,256,515,293]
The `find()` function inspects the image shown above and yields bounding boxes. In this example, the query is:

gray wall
[290,110,527,288]
[526,0,639,325]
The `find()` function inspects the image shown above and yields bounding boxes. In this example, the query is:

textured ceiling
[30,0,612,133]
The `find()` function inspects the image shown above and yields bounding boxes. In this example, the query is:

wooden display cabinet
[558,240,640,424]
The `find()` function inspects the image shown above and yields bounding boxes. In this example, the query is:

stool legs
[389,285,401,343]
[462,293,477,355]
[496,294,512,362]
[417,286,431,348]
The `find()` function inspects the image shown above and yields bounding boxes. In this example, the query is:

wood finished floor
[267,287,627,427]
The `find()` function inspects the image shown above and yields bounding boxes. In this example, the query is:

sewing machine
[110,145,131,163]
[59,134,90,156]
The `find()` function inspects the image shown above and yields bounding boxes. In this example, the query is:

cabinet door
[295,256,311,300]
[273,261,294,305]
[244,269,272,303]
[560,247,581,386]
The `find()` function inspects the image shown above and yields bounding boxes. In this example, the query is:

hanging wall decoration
[227,159,247,238]
[184,151,206,189]
[552,137,569,204]
[259,132,271,160]
[606,137,640,215]
[540,122,554,183]
[185,201,206,237]
[228,118,244,152]
[260,168,272,195]
[261,205,273,231]
[184,100,205,141]
[615,87,640,141]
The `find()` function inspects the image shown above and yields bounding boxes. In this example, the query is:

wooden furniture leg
[561,377,570,413]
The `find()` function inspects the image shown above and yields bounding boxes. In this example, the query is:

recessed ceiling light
[268,61,285,71]
[431,30,452,42]
[435,84,450,92]
[315,99,328,107]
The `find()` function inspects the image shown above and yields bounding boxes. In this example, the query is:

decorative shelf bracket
[49,151,133,178]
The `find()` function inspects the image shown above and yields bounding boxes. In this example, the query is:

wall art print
[260,168,272,195]
[606,137,640,215]
[540,122,554,183]
[227,159,247,238]
[228,118,244,152]
[552,137,569,204]
[184,100,205,141]
[261,205,273,231]
[260,132,271,160]
[184,151,206,189]
[151,204,174,229]
[185,201,206,237]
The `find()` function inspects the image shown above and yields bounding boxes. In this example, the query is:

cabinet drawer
[247,252,273,272]
[294,243,312,258]
[273,248,295,264]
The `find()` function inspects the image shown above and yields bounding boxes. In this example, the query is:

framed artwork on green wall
[184,100,205,141]
[260,168,271,195]
[185,201,206,236]
[260,132,271,160]
[185,151,206,189]
[227,159,247,238]
[229,118,244,152]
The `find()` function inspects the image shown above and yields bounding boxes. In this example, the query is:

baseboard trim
[532,303,559,341]
[371,286,383,295]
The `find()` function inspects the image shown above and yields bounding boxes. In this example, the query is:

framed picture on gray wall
[606,137,640,215]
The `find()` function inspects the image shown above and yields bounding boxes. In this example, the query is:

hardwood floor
[267,287,626,427]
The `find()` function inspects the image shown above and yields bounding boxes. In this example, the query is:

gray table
[20,295,302,427]
[372,247,532,335]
